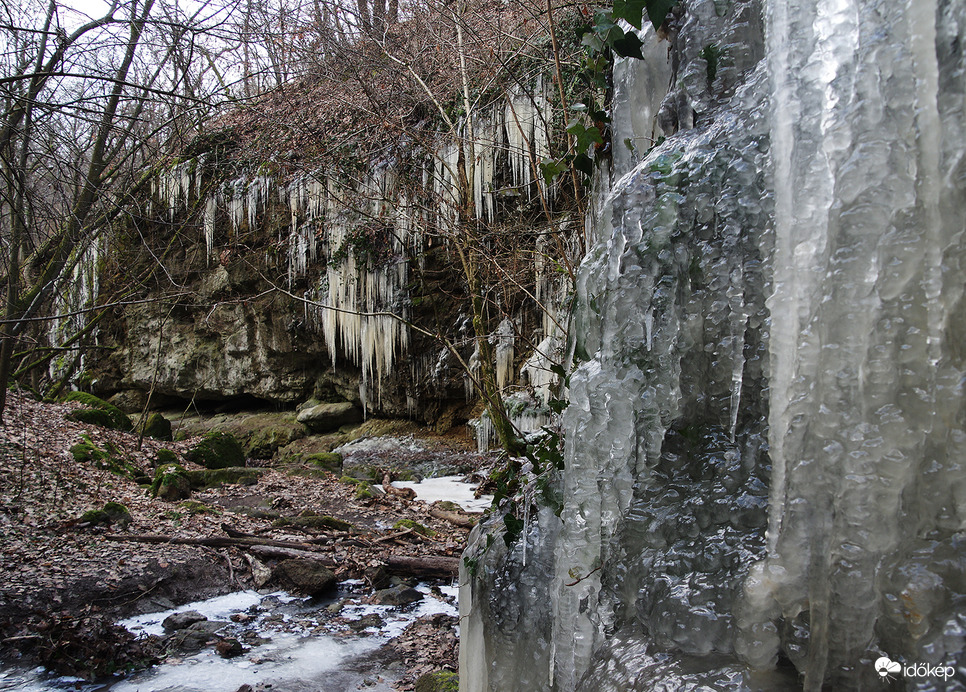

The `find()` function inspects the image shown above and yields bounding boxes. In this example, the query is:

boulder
[186,467,265,489]
[370,584,424,606]
[296,402,362,433]
[415,672,458,692]
[63,392,133,431]
[162,610,207,632]
[272,559,337,596]
[185,431,245,469]
[151,464,192,501]
[141,412,173,441]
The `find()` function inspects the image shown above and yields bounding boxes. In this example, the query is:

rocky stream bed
[0,391,493,691]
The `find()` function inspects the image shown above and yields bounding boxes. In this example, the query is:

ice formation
[150,81,562,413]
[460,0,966,690]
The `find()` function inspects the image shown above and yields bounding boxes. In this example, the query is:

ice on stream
[2,584,458,692]
[387,476,492,513]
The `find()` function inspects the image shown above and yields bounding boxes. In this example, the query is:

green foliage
[543,4,678,188]
[63,392,133,431]
[184,431,245,469]
[700,42,722,85]
[612,0,677,30]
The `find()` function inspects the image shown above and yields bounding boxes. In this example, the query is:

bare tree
[0,0,238,418]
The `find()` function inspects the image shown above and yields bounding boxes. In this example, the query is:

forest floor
[0,390,494,691]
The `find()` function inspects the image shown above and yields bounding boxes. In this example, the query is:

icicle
[494,318,515,391]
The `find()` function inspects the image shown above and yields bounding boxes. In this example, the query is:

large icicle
[736,1,966,688]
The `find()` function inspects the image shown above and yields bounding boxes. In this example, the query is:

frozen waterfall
[460,0,966,690]
[736,0,966,688]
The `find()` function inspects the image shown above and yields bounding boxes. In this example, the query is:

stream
[1,475,482,692]
[0,581,459,692]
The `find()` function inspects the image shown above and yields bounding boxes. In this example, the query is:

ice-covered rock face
[736,0,966,688]
[460,0,966,690]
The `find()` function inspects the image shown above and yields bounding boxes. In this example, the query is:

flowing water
[1,583,458,692]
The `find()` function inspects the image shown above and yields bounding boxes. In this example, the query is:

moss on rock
[414,672,458,692]
[66,408,117,428]
[80,501,132,529]
[141,413,173,441]
[305,452,343,473]
[177,500,220,515]
[393,519,436,537]
[185,431,245,469]
[70,436,141,478]
[155,448,179,466]
[63,392,133,431]
[151,464,192,501]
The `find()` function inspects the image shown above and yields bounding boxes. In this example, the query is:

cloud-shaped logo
[875,656,902,677]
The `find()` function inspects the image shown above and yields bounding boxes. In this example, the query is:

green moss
[155,448,179,466]
[69,436,140,478]
[177,500,220,515]
[393,519,436,537]
[141,413,173,441]
[63,392,133,431]
[185,467,265,489]
[66,408,116,428]
[151,463,191,501]
[80,502,131,528]
[185,431,245,469]
[339,475,376,499]
[305,452,343,473]
[414,672,458,692]
[273,515,354,531]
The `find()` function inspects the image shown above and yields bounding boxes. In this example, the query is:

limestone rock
[272,559,337,596]
[141,412,173,441]
[185,431,245,469]
[296,402,362,433]
[162,610,207,632]
[151,464,191,501]
[370,584,424,606]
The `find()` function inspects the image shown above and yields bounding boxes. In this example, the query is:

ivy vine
[540,0,678,186]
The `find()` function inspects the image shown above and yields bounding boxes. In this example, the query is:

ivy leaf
[645,0,677,29]
[612,32,645,59]
[612,0,644,29]
[613,0,676,30]
[566,120,604,149]
[573,153,595,177]
[539,158,569,187]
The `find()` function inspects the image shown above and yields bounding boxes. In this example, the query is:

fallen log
[248,545,339,565]
[103,533,324,553]
[429,508,476,529]
[385,555,460,578]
